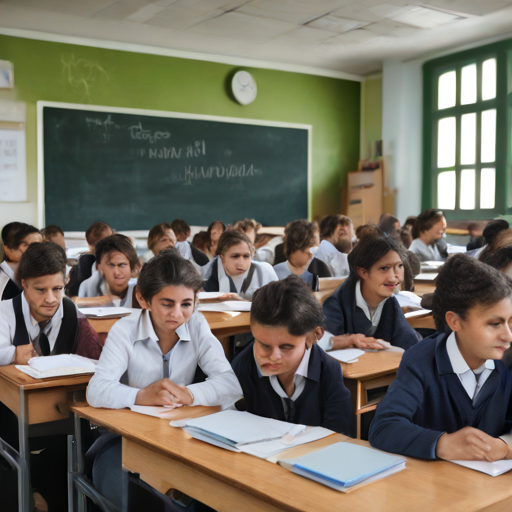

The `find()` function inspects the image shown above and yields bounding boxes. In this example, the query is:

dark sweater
[232,342,353,435]
[369,332,512,459]
[322,276,419,350]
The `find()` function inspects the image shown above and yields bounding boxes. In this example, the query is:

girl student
[369,254,512,461]
[321,234,419,352]
[273,220,331,291]
[86,250,242,508]
[78,234,140,307]
[205,220,225,259]
[1,223,42,301]
[233,218,261,243]
[202,229,278,300]
[147,222,177,257]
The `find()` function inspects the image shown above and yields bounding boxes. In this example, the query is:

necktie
[163,355,169,379]
[283,397,297,423]
[472,370,483,402]
[34,320,51,356]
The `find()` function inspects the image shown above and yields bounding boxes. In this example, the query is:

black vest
[203,258,257,295]
[1,279,21,301]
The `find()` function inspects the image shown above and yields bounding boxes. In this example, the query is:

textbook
[450,459,512,477]
[16,354,97,379]
[278,442,406,492]
[78,307,133,319]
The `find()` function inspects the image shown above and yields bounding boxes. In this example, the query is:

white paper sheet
[404,309,432,318]
[197,292,226,299]
[28,354,97,371]
[197,301,251,312]
[129,405,182,417]
[450,459,512,477]
[414,273,438,281]
[78,307,134,317]
[328,349,365,363]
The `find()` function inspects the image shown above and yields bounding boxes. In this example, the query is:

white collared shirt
[176,241,202,273]
[314,240,349,277]
[86,309,242,410]
[355,280,388,326]
[253,236,284,265]
[78,274,137,308]
[446,332,495,401]
[409,238,444,262]
[0,261,15,281]
[0,261,16,300]
[0,293,65,366]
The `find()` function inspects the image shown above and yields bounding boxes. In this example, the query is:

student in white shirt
[233,218,261,243]
[202,229,278,300]
[78,234,140,307]
[205,220,225,259]
[147,222,177,257]
[171,218,210,269]
[87,250,242,508]
[1,223,42,301]
[409,209,448,262]
[314,214,352,276]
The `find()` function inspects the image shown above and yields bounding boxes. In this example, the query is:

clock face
[232,71,257,105]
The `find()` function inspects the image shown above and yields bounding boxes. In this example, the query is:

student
[66,220,113,296]
[369,254,512,461]
[205,220,225,259]
[480,246,512,278]
[86,250,242,508]
[147,223,177,257]
[78,234,140,307]
[321,234,419,351]
[400,216,417,249]
[202,230,278,300]
[474,220,511,260]
[41,224,66,250]
[273,220,331,291]
[255,233,284,265]
[233,218,261,243]
[191,230,210,255]
[409,209,447,262]
[232,277,352,434]
[171,218,209,268]
[314,214,351,276]
[1,223,42,301]
[378,214,401,240]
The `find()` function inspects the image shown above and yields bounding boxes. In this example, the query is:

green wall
[360,77,382,160]
[0,35,360,226]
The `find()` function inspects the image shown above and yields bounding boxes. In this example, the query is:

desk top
[0,365,92,390]
[71,405,512,512]
[340,351,402,380]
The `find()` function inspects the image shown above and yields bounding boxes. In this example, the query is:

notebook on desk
[16,354,97,379]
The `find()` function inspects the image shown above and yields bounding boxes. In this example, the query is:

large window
[423,40,510,219]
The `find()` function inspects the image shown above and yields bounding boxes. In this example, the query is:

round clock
[231,71,257,105]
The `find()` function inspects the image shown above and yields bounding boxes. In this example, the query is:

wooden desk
[0,366,91,512]
[340,351,402,439]
[71,405,512,512]
[406,314,436,330]
[414,279,436,296]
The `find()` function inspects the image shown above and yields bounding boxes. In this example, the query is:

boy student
[232,276,352,434]
[41,224,66,250]
[66,220,113,296]
[369,254,512,461]
[171,218,209,268]
[314,214,352,277]
[78,234,140,307]
[1,223,42,301]
[233,218,261,243]
[273,220,331,291]
[147,222,177,257]
[409,208,448,262]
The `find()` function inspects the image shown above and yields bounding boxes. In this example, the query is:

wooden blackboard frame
[36,101,312,228]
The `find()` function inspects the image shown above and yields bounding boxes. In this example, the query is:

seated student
[66,220,113,297]
[409,209,447,262]
[480,246,512,278]
[205,220,226,259]
[147,222,176,257]
[191,230,210,256]
[378,214,401,240]
[476,221,511,261]
[86,250,242,508]
[232,277,352,434]
[1,223,42,301]
[314,214,352,276]
[322,234,419,351]
[78,234,140,307]
[369,254,512,461]
[273,220,331,291]
[233,218,261,243]
[41,224,66,250]
[400,216,416,249]
[171,218,209,268]
[202,230,278,300]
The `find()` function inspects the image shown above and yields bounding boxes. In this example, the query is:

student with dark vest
[0,241,102,511]
[232,276,352,434]
[171,218,210,269]
[202,229,278,300]
[369,254,512,461]
[321,234,419,352]
[1,223,42,301]
[273,219,332,291]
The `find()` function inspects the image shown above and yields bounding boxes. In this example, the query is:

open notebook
[16,354,97,379]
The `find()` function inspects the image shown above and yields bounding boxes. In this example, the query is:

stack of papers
[197,291,226,300]
[328,349,365,363]
[197,301,251,312]
[450,459,512,477]
[278,442,405,492]
[396,291,423,310]
[129,405,182,418]
[78,307,133,319]
[414,273,437,281]
[16,354,97,379]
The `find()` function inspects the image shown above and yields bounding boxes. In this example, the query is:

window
[423,40,510,219]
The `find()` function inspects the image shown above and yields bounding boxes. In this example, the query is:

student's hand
[135,379,194,407]
[331,334,386,351]
[218,293,247,301]
[13,343,37,365]
[436,427,511,461]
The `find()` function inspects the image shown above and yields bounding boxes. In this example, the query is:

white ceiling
[1,0,512,76]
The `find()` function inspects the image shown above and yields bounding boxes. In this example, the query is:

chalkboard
[38,103,310,231]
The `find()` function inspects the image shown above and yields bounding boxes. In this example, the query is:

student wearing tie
[202,229,278,300]
[232,276,352,434]
[86,250,242,508]
[369,254,512,461]
[314,214,352,276]
[321,234,418,351]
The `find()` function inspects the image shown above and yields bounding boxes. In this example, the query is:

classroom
[2,1,512,511]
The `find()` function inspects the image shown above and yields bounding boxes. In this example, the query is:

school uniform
[202,257,278,300]
[273,258,332,291]
[78,274,139,307]
[369,331,512,459]
[322,276,419,350]
[65,253,96,297]
[232,342,352,434]
[0,292,103,366]
[253,236,284,265]
[409,238,446,262]
[314,240,350,277]
[0,261,21,301]
[176,241,209,271]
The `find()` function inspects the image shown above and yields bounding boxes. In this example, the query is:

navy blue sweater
[369,332,512,459]
[232,342,353,435]
[322,276,418,350]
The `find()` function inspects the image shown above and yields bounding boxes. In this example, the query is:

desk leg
[74,413,86,512]
[18,389,31,512]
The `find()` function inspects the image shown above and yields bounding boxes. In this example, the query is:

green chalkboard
[41,104,310,231]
